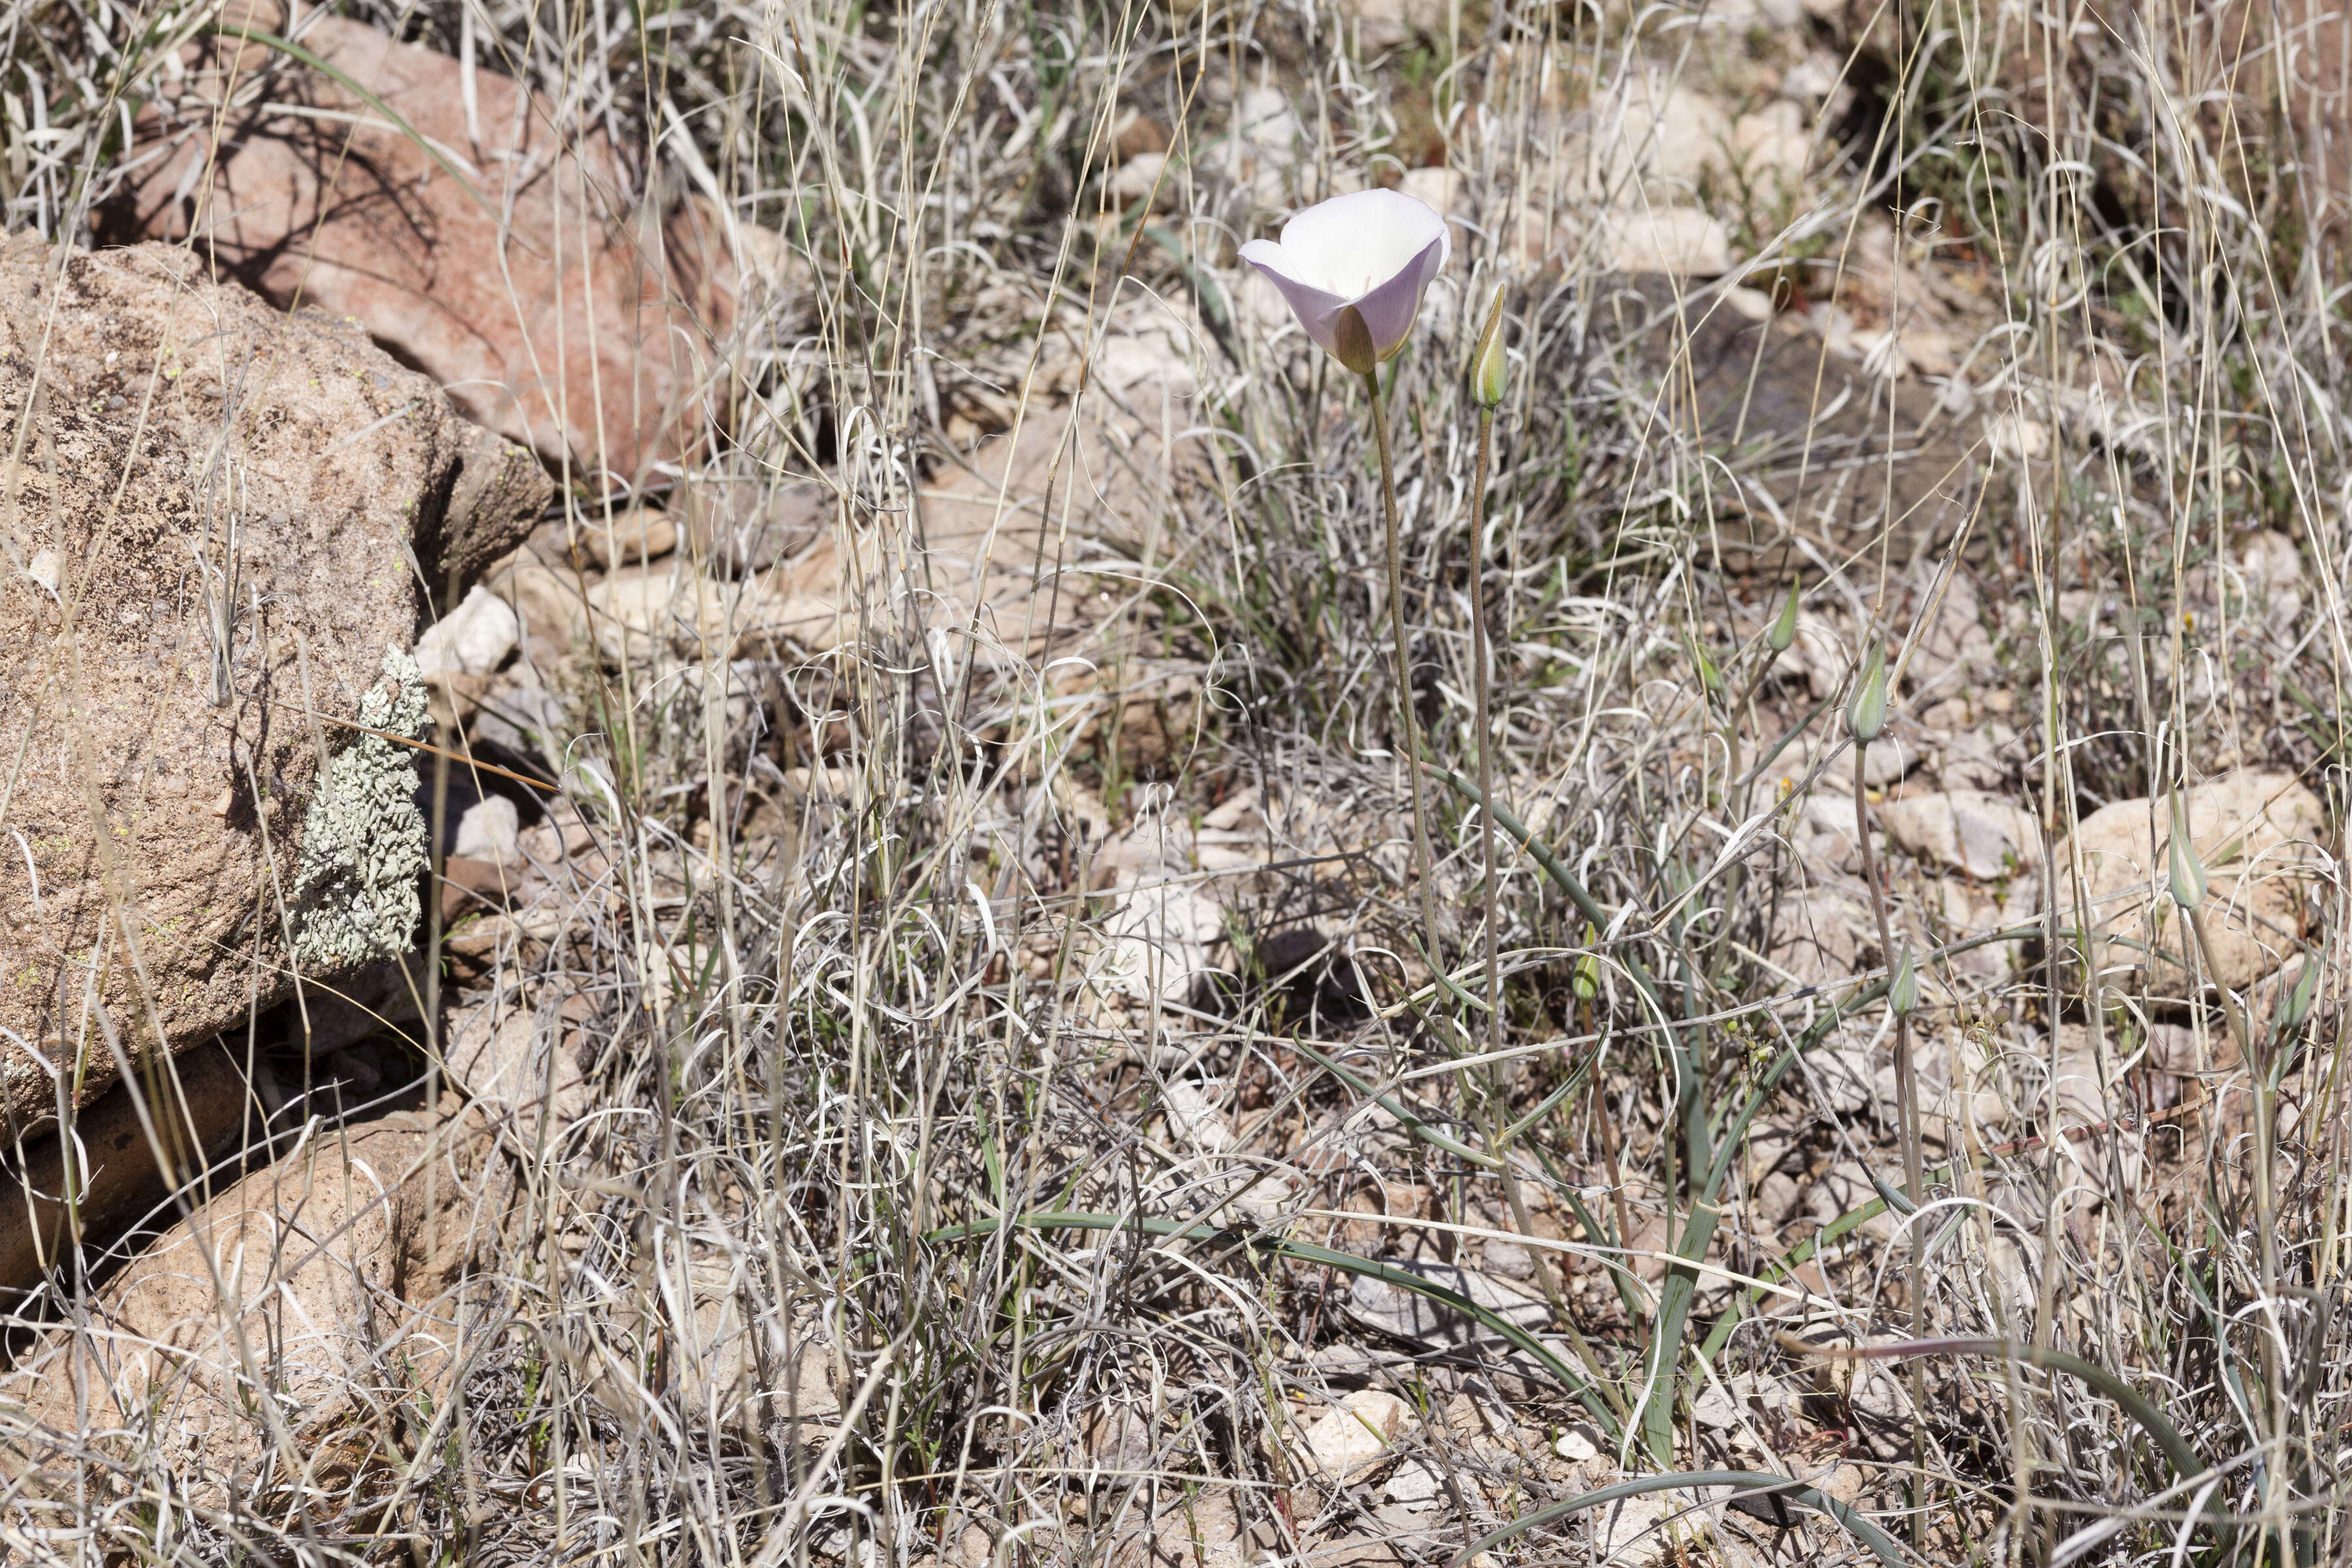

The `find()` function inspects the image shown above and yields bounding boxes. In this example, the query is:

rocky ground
[0,0,2347,1563]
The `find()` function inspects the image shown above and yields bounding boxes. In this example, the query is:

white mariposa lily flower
[1239,188,1450,375]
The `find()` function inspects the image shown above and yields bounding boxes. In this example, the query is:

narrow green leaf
[1449,1469,1904,1567]
[1803,1338,2229,1550]
[921,1211,1624,1437]
[1636,1202,1720,1464]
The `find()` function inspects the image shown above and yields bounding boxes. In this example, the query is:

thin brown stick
[247,689,562,793]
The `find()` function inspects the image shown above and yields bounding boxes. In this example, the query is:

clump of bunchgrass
[2,0,2350,1564]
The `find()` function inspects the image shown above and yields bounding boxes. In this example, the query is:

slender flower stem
[2187,905,2283,1437]
[1464,400,1574,1336]
[1469,406,1501,1065]
[1854,740,1927,1548]
[1364,367,1445,977]
[1851,751,1926,1224]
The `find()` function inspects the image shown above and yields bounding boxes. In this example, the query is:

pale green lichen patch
[291,645,430,970]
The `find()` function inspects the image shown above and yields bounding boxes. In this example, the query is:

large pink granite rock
[108,0,785,486]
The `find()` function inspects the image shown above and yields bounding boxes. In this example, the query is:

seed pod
[2166,794,2206,911]
[1768,579,1801,655]
[1847,643,1888,744]
[1471,284,1508,408]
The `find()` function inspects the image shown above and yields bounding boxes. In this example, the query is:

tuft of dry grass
[5,0,2352,1563]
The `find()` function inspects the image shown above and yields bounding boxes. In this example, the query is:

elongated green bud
[2280,952,2321,1032]
[1847,642,1888,744]
[1889,942,1918,1017]
[2166,794,2206,911]
[1769,579,1801,654]
[1573,923,1601,1002]
[1471,284,1508,408]
[1691,637,1722,696]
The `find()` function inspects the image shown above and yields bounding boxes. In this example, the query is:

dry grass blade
[1,0,2350,1563]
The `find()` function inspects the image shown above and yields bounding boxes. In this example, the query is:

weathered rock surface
[1912,1028,2012,1132]
[414,582,521,677]
[0,1039,265,1305]
[1606,206,1733,276]
[1906,571,2001,698]
[1341,0,1445,49]
[1590,1488,1707,1567]
[0,981,619,1484]
[444,994,589,1130]
[1929,875,2031,984]
[2055,770,2328,996]
[1767,890,1870,986]
[1880,789,2039,881]
[1346,1261,1548,1345]
[1299,1388,1409,1482]
[110,0,792,483]
[0,237,531,1128]
[485,408,1158,663]
[453,794,521,864]
[574,504,681,572]
[427,423,557,590]
[0,1092,494,1505]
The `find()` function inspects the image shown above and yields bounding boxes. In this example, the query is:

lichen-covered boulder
[0,237,508,1129]
[289,647,432,969]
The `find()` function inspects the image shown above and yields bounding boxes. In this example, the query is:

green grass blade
[921,1210,1623,1437]
[1635,1201,1720,1464]
[1806,1338,2229,1549]
[1448,1468,1905,1567]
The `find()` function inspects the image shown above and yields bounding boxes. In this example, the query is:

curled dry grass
[4,0,2352,1563]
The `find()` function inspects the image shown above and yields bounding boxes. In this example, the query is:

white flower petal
[1239,238,1348,359]
[1277,188,1450,299]
[1242,189,1450,370]
[1351,230,1446,360]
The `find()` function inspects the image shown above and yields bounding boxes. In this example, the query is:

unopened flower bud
[1769,580,1801,655]
[1691,638,1722,696]
[2280,953,2321,1032]
[1889,943,1918,1017]
[1847,643,1888,744]
[1573,923,1601,1002]
[1471,284,1508,408]
[2166,794,2206,911]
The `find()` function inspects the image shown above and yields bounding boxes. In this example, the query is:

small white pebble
[455,794,521,864]
[1553,1425,1599,1463]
